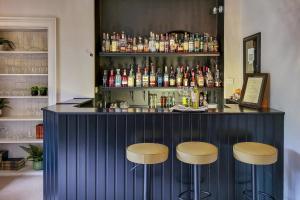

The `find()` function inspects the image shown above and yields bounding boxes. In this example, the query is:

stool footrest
[243,189,276,200]
[178,190,211,200]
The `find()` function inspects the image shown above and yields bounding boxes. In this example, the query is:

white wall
[0,0,95,102]
[240,1,300,199]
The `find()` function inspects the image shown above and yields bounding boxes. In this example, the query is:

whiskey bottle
[163,66,169,87]
[120,31,127,52]
[214,64,222,87]
[105,33,110,52]
[126,36,133,52]
[200,34,204,53]
[137,36,144,52]
[159,34,165,53]
[196,69,205,87]
[206,67,214,88]
[132,36,138,52]
[190,70,196,87]
[108,69,115,87]
[183,33,189,53]
[144,38,149,52]
[121,69,128,87]
[128,66,135,87]
[176,67,183,87]
[169,67,176,87]
[103,70,108,87]
[111,33,117,52]
[174,34,179,52]
[155,34,160,52]
[188,34,194,52]
[213,37,219,52]
[102,33,106,52]
[115,68,122,87]
[203,34,209,53]
[157,68,163,87]
[149,32,156,53]
[149,63,156,87]
[135,66,142,87]
[183,72,189,87]
[208,36,214,52]
[169,34,175,53]
[194,33,200,52]
[164,33,169,53]
[116,33,120,52]
[142,67,149,87]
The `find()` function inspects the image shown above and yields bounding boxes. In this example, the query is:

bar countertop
[43,98,284,114]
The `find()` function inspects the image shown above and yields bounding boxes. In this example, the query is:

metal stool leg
[194,165,200,200]
[252,165,257,200]
[144,164,148,200]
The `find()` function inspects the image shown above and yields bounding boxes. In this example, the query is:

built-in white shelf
[0,96,48,99]
[0,138,43,144]
[0,116,43,122]
[0,51,48,54]
[0,74,48,76]
[0,164,43,176]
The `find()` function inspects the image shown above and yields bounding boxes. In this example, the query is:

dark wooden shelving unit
[99,52,221,57]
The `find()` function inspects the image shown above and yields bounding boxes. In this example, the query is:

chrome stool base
[178,190,211,200]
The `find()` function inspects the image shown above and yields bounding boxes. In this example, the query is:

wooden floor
[0,176,42,200]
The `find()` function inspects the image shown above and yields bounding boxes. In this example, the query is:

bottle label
[170,79,175,86]
[128,77,134,87]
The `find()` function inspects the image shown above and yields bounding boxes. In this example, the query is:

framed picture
[243,32,261,81]
[239,73,268,109]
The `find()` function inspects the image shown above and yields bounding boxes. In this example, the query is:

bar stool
[126,143,169,200]
[233,142,278,200]
[176,142,218,200]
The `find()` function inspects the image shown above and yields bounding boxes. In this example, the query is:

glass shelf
[100,86,223,91]
[99,52,220,57]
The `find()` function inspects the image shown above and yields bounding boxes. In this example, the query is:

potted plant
[39,87,48,96]
[0,38,15,51]
[31,86,39,96]
[0,98,10,116]
[20,145,43,170]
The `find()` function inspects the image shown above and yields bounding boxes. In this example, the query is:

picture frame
[243,32,261,81]
[239,73,268,109]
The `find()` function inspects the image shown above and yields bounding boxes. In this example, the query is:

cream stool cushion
[176,142,218,165]
[233,142,278,165]
[126,143,169,165]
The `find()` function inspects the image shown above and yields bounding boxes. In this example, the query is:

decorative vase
[33,161,43,170]
[31,90,39,96]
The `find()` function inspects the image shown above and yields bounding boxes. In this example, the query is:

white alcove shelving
[0,17,56,176]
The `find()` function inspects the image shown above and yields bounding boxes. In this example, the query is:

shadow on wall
[286,149,300,200]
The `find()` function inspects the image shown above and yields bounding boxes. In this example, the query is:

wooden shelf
[0,138,43,144]
[0,116,43,122]
[0,74,48,76]
[0,96,48,99]
[0,164,43,176]
[99,52,220,57]
[0,51,48,54]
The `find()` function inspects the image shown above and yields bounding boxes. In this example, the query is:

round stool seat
[176,142,218,165]
[233,142,278,165]
[126,143,169,165]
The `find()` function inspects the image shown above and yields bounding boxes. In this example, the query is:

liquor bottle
[213,37,219,52]
[174,34,179,52]
[196,68,205,87]
[163,66,169,87]
[164,33,169,53]
[144,38,149,52]
[177,39,184,53]
[183,32,189,53]
[206,67,214,88]
[128,66,135,87]
[116,33,120,52]
[183,72,189,87]
[169,34,175,53]
[121,69,128,87]
[105,33,110,52]
[115,68,122,87]
[203,34,209,53]
[120,31,127,52]
[190,70,196,87]
[169,67,176,87]
[108,69,115,87]
[176,67,183,87]
[149,32,156,53]
[103,70,108,87]
[188,34,194,52]
[194,33,200,52]
[137,36,144,52]
[155,34,160,52]
[191,87,199,109]
[214,64,222,87]
[126,36,133,52]
[142,67,149,87]
[208,36,214,52]
[102,33,106,52]
[199,92,205,107]
[111,33,117,52]
[200,34,204,53]
[132,36,138,52]
[149,63,156,87]
[157,68,163,87]
[136,66,142,87]
[159,34,165,53]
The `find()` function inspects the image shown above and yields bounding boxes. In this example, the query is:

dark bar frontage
[43,101,284,200]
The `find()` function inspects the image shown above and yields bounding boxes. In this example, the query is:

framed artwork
[239,73,268,109]
[243,32,261,81]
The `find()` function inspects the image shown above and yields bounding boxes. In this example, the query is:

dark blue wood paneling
[44,112,284,200]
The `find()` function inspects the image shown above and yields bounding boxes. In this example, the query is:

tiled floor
[0,176,42,200]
